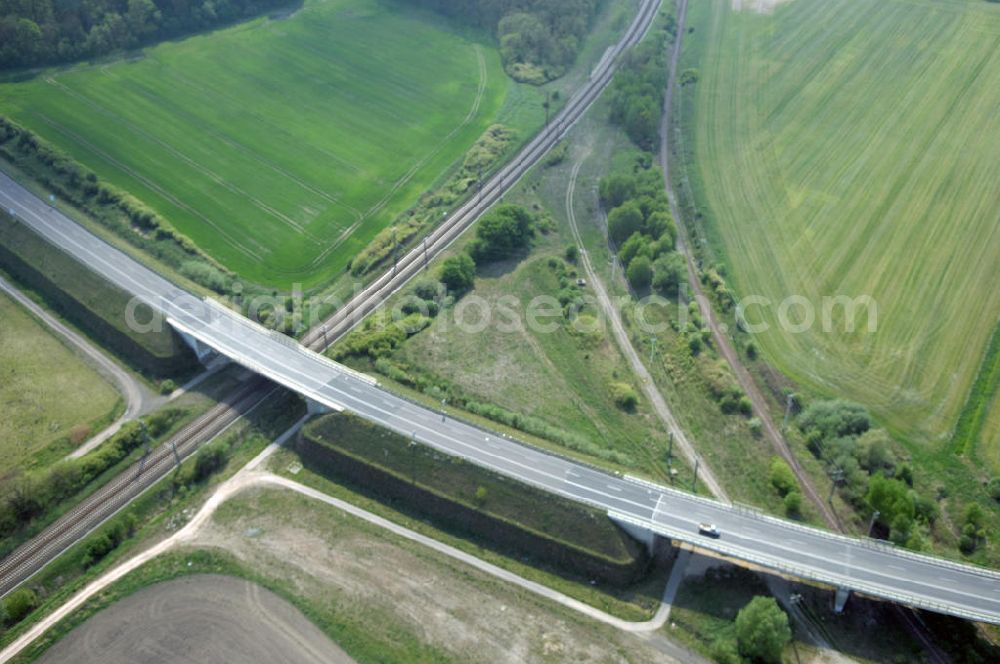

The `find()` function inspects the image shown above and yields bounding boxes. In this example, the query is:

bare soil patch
[36,574,354,664]
[194,486,670,663]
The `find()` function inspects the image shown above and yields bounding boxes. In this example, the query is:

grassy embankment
[0,289,121,476]
[298,413,647,583]
[673,0,1000,561]
[0,0,511,291]
[0,210,198,378]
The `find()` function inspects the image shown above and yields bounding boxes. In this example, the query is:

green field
[0,290,120,475]
[0,0,511,289]
[683,0,1000,445]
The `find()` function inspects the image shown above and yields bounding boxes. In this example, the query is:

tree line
[400,0,601,83]
[0,0,296,70]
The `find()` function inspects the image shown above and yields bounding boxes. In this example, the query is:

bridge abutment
[175,328,222,365]
[609,514,658,555]
[307,398,333,416]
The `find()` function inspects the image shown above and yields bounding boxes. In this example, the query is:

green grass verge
[680,0,1000,446]
[298,412,647,583]
[0,210,198,378]
[0,0,511,289]
[0,290,121,477]
[953,321,1000,462]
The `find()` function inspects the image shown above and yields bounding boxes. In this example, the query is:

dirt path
[564,152,728,501]
[0,275,145,458]
[656,0,840,531]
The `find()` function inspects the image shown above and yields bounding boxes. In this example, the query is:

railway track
[0,377,273,597]
[303,0,662,349]
[0,0,661,599]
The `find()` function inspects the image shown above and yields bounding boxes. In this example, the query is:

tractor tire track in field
[162,68,366,178]
[658,0,840,529]
[31,113,267,262]
[660,4,956,661]
[111,76,363,221]
[45,77,323,246]
[564,151,728,501]
[309,45,490,268]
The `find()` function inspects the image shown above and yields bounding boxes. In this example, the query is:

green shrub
[784,491,802,517]
[735,596,791,663]
[797,400,871,440]
[626,255,653,289]
[768,457,797,496]
[3,588,38,625]
[439,254,476,294]
[610,382,639,412]
[988,477,1000,501]
[467,205,535,263]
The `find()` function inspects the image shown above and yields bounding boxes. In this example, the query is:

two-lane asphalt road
[4,169,1000,625]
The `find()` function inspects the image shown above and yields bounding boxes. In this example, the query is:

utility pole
[666,431,673,465]
[138,421,151,473]
[478,164,484,203]
[170,440,181,468]
[692,457,699,493]
[441,398,448,422]
[782,393,795,432]
[423,237,429,270]
[828,467,845,504]
[867,510,881,538]
[392,227,398,275]
[544,92,551,128]
[649,336,658,366]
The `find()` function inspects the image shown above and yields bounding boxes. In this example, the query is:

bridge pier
[834,587,851,614]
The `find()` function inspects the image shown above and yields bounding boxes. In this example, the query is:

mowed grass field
[0,290,120,475]
[685,0,1000,446]
[0,0,509,289]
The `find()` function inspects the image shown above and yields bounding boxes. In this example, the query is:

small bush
[439,254,476,294]
[3,588,38,625]
[784,491,802,517]
[610,382,639,412]
[988,477,1000,502]
[737,396,753,417]
[768,457,797,496]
